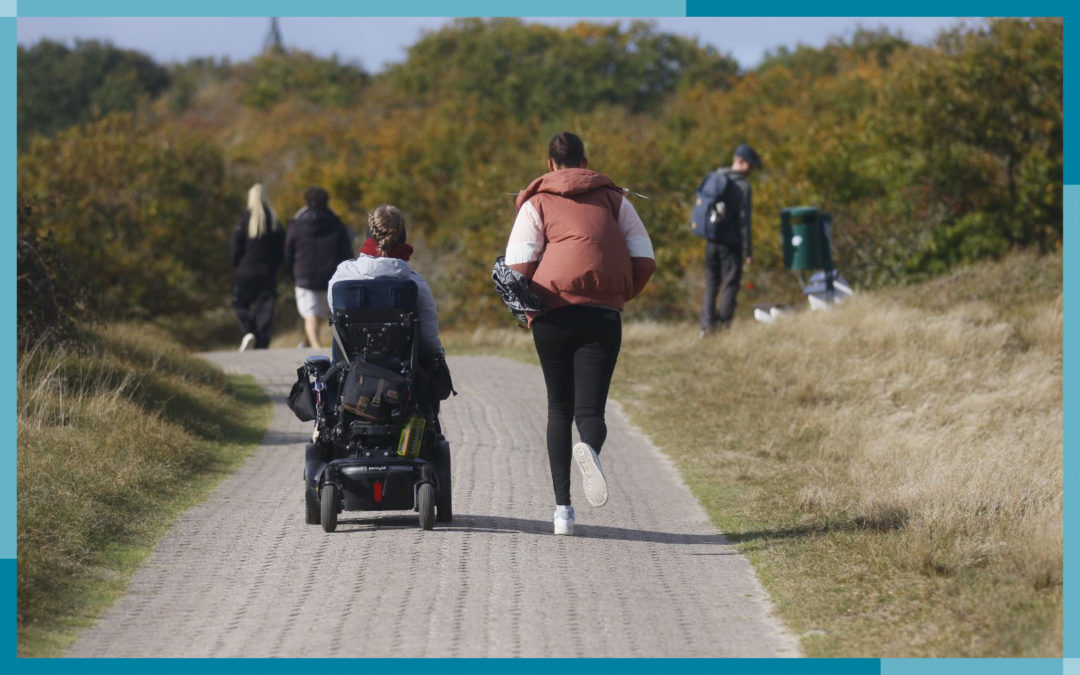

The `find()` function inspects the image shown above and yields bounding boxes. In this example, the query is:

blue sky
[16,16,971,71]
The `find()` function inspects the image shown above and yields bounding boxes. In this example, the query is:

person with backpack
[230,183,284,351]
[691,143,761,337]
[504,131,656,536]
[284,186,354,349]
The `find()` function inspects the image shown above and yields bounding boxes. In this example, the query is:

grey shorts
[294,287,329,319]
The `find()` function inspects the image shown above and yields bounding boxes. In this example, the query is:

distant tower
[263,17,284,54]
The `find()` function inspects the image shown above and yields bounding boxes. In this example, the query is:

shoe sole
[573,442,608,507]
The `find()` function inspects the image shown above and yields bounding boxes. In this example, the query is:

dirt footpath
[66,349,800,658]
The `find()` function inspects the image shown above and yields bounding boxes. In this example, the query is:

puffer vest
[515,169,634,312]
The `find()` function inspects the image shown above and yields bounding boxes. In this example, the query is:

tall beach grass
[17,324,270,656]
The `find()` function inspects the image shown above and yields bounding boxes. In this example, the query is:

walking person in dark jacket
[284,186,354,349]
[231,183,284,350]
[697,143,761,337]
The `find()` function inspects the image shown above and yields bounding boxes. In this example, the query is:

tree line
[16,18,1063,346]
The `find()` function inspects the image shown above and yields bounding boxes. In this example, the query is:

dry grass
[443,250,1062,656]
[17,323,271,656]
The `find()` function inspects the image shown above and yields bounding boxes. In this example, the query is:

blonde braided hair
[367,204,406,255]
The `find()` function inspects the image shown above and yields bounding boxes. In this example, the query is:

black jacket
[283,207,354,290]
[231,209,285,282]
[717,167,753,259]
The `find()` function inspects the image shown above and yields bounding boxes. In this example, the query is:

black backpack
[690,170,739,242]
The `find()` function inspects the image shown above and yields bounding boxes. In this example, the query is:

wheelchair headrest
[331,278,418,312]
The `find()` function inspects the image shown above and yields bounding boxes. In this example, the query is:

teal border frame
[10,1,1073,673]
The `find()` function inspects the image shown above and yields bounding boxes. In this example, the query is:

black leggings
[233,275,277,348]
[532,305,622,505]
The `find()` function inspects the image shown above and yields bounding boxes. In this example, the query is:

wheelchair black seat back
[330,278,418,373]
[302,277,452,532]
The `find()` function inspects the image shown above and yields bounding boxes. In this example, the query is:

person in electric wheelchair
[297,205,453,532]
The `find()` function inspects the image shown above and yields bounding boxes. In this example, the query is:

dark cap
[734,144,762,169]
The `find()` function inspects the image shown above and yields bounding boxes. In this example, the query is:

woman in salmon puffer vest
[503,131,656,536]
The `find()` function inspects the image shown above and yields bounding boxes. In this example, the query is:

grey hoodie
[327,254,444,357]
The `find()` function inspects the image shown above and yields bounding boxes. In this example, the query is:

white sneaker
[554,505,575,535]
[239,333,255,351]
[573,442,608,507]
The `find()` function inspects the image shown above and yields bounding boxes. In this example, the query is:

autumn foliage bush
[18,114,235,326]
[17,198,90,350]
[16,18,1062,335]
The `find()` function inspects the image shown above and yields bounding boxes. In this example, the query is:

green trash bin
[781,206,833,271]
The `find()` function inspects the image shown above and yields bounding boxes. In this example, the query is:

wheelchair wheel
[418,483,435,530]
[435,439,453,522]
[321,484,338,533]
[305,484,321,525]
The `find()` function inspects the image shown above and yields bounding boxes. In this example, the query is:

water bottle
[396,415,426,458]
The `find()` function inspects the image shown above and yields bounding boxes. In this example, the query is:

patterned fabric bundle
[491,255,545,325]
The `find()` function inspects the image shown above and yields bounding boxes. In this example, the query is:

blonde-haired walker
[230,183,284,350]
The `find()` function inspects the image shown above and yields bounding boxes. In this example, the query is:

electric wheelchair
[300,278,452,532]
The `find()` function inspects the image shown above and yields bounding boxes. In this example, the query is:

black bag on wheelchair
[430,354,456,401]
[287,365,317,422]
[340,356,410,421]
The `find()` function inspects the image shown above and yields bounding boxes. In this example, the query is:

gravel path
[66,348,801,658]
